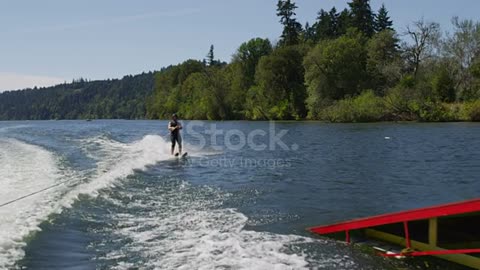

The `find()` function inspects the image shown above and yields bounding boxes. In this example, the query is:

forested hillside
[0,72,154,120]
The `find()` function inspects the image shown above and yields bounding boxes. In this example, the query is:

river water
[0,120,478,269]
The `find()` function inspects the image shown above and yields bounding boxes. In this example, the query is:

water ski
[175,152,188,158]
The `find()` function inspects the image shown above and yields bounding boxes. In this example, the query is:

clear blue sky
[0,0,479,91]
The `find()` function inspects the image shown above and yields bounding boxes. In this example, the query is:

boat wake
[0,135,176,268]
[0,133,357,269]
[0,138,65,268]
[93,180,357,270]
[61,135,173,205]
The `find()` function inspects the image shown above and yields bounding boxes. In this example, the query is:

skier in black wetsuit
[168,113,182,156]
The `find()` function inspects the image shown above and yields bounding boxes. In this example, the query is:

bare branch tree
[402,19,441,78]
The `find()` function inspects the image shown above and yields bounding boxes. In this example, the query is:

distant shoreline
[1,118,479,123]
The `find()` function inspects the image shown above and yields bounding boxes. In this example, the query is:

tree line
[1,0,479,122]
[147,0,480,122]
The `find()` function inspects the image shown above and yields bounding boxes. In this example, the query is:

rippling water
[0,120,478,269]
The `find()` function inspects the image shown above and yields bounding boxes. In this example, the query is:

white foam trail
[0,139,64,268]
[61,135,172,206]
[0,134,357,269]
[114,209,313,270]
[0,135,177,268]
[99,183,357,270]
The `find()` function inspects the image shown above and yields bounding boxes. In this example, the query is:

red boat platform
[308,199,480,269]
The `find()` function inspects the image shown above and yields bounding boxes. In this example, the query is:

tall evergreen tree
[328,7,339,34]
[374,4,393,32]
[207,45,215,66]
[277,0,303,46]
[337,8,351,36]
[314,8,338,40]
[303,22,316,42]
[348,0,375,37]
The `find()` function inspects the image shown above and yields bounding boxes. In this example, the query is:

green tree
[233,38,273,86]
[176,72,204,119]
[348,0,375,37]
[204,67,234,119]
[178,67,232,120]
[277,0,303,46]
[148,60,204,118]
[313,8,338,41]
[229,38,273,117]
[328,7,340,36]
[367,29,401,93]
[367,30,399,68]
[431,64,456,102]
[302,22,316,43]
[337,8,352,36]
[374,4,393,32]
[207,45,215,66]
[471,57,480,79]
[443,17,480,100]
[223,63,246,118]
[471,57,480,98]
[304,34,368,118]
[246,46,307,119]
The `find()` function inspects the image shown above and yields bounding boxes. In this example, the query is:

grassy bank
[316,90,480,123]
